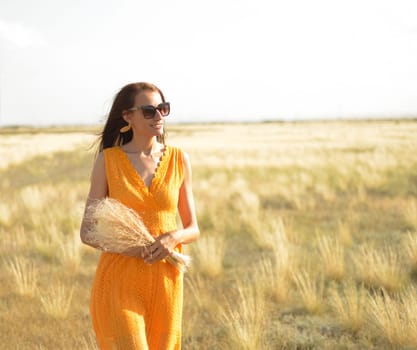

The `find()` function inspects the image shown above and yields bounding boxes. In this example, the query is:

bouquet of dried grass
[84,198,190,272]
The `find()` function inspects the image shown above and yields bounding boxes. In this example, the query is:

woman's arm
[79,152,108,249]
[144,151,200,263]
[174,151,200,244]
[79,152,149,258]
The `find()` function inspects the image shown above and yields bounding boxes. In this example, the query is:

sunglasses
[127,102,170,119]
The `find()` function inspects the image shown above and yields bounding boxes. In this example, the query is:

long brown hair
[97,82,166,151]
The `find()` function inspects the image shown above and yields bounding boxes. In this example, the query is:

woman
[80,82,199,350]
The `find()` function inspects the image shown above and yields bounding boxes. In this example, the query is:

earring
[120,122,131,133]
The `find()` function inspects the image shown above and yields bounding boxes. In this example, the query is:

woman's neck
[125,136,160,156]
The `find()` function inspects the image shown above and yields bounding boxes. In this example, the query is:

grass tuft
[329,281,367,333]
[270,224,294,303]
[0,202,14,227]
[367,286,417,348]
[191,234,225,278]
[33,226,60,261]
[58,231,82,273]
[352,245,405,292]
[292,269,324,314]
[4,256,39,296]
[220,279,267,350]
[404,199,417,231]
[39,281,75,319]
[337,219,353,247]
[404,231,417,275]
[317,235,345,281]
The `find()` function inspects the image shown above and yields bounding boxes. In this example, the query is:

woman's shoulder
[103,145,121,154]
[166,144,184,153]
[166,145,191,171]
[101,146,123,160]
[167,144,188,158]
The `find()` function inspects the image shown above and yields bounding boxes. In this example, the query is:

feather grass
[220,278,267,349]
[404,231,417,274]
[317,235,345,281]
[329,280,367,333]
[4,256,38,296]
[84,198,191,272]
[352,245,404,292]
[292,269,324,314]
[39,281,75,319]
[367,286,417,347]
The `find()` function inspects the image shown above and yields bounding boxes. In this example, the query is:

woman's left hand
[143,231,180,264]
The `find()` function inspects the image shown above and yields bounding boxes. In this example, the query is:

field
[1,120,417,349]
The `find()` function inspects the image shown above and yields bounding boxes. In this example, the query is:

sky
[0,0,417,126]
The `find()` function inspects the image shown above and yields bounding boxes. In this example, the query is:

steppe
[1,120,417,349]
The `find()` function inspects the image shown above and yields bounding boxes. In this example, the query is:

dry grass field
[1,120,417,349]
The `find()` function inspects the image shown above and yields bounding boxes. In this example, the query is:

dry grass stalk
[85,198,191,272]
[352,246,404,292]
[185,275,220,319]
[329,281,367,333]
[185,275,208,310]
[355,183,368,203]
[40,281,75,319]
[4,256,38,296]
[292,270,324,314]
[337,219,353,247]
[19,185,48,211]
[317,235,345,281]
[404,231,417,273]
[79,332,99,350]
[233,189,269,248]
[270,220,289,262]
[28,210,45,228]
[0,202,13,227]
[221,280,266,350]
[404,199,417,231]
[402,287,417,346]
[192,235,224,277]
[33,226,60,261]
[254,258,275,297]
[271,227,293,303]
[183,275,219,341]
[367,287,417,348]
[315,182,336,203]
[254,256,291,304]
[249,220,273,249]
[0,225,27,251]
[58,232,82,272]
[256,217,294,249]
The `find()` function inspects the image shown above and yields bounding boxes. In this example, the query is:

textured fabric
[90,145,184,350]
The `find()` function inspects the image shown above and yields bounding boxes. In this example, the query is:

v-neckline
[117,146,169,193]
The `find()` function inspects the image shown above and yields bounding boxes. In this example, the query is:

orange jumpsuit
[90,146,184,350]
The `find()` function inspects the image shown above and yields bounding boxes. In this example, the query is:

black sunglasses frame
[127,102,170,119]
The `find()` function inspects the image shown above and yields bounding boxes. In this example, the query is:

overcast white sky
[0,0,417,126]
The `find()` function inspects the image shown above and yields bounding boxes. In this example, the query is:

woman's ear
[122,112,131,124]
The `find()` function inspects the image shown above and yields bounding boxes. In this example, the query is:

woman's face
[125,90,166,139]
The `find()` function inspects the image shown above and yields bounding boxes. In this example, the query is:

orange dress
[90,145,184,350]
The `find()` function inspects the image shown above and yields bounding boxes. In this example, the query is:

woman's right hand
[123,246,147,259]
